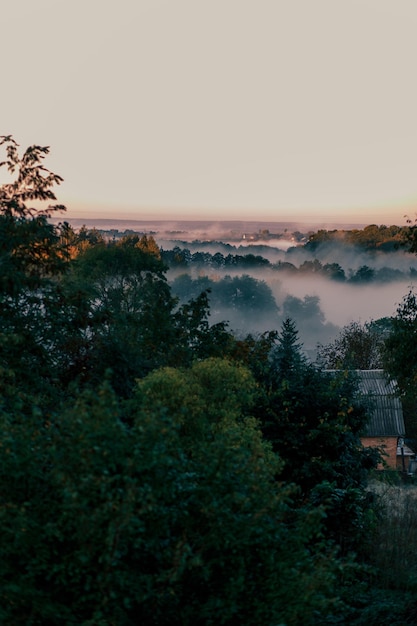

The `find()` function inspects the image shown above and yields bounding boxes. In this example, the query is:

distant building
[357,370,414,471]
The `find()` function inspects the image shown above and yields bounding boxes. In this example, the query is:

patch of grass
[367,478,417,591]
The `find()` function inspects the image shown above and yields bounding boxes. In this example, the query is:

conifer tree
[251,318,379,555]
[270,316,305,378]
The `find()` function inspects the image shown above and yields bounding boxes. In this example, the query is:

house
[356,370,415,472]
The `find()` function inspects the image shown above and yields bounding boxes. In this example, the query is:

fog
[159,237,417,275]
[285,244,417,274]
[168,264,414,356]
[270,273,412,327]
[64,218,417,357]
[157,226,417,356]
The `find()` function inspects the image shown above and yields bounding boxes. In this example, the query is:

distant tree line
[161,246,417,283]
[305,223,406,250]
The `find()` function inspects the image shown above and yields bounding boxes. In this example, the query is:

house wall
[361,436,398,470]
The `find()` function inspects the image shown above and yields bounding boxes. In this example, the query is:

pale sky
[2,0,417,224]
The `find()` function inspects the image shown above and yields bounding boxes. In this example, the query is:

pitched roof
[356,370,405,437]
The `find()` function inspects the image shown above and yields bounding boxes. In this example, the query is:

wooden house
[357,370,415,471]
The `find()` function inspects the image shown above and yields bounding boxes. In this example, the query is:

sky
[2,0,417,225]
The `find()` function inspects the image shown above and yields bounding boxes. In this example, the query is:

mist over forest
[158,224,417,354]
[70,219,417,357]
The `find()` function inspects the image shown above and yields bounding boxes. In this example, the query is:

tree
[61,239,237,393]
[0,367,340,625]
[173,290,234,365]
[171,274,212,302]
[383,289,417,441]
[171,273,279,336]
[69,225,106,256]
[281,294,338,350]
[222,274,277,313]
[63,236,178,395]
[396,217,417,254]
[270,317,304,376]
[305,229,337,251]
[0,136,68,287]
[299,259,323,274]
[349,265,375,283]
[322,262,346,281]
[282,294,324,325]
[0,136,70,398]
[250,319,379,555]
[317,320,385,370]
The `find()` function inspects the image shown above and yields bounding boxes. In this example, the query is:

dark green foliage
[282,294,324,330]
[62,238,231,394]
[317,320,386,370]
[248,319,380,555]
[0,137,397,623]
[299,258,324,274]
[322,262,346,281]
[170,273,212,302]
[0,137,71,398]
[172,273,278,317]
[383,289,417,394]
[270,317,304,375]
[213,274,273,309]
[349,265,375,283]
[383,289,417,441]
[173,290,234,364]
[305,228,338,250]
[162,248,271,271]
[171,272,279,335]
[0,374,340,625]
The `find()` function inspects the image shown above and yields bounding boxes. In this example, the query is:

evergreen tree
[270,317,305,377]
[250,319,379,555]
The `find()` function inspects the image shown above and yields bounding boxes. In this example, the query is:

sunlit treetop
[0,135,66,218]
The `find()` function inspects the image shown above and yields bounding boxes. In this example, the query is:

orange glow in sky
[3,0,417,225]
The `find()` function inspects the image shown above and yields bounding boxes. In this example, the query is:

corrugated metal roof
[325,369,405,437]
[356,370,405,437]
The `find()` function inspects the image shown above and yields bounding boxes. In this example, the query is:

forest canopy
[2,137,417,625]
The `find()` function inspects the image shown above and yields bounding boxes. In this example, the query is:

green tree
[173,290,234,365]
[349,265,375,283]
[0,136,70,399]
[171,274,213,303]
[64,236,178,394]
[317,320,386,370]
[63,241,235,393]
[0,367,340,625]
[171,273,279,335]
[281,294,338,349]
[383,289,417,441]
[322,262,346,281]
[270,317,304,376]
[251,319,379,555]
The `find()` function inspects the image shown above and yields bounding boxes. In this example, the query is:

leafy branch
[0,135,66,218]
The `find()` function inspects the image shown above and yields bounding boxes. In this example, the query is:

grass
[367,474,417,591]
